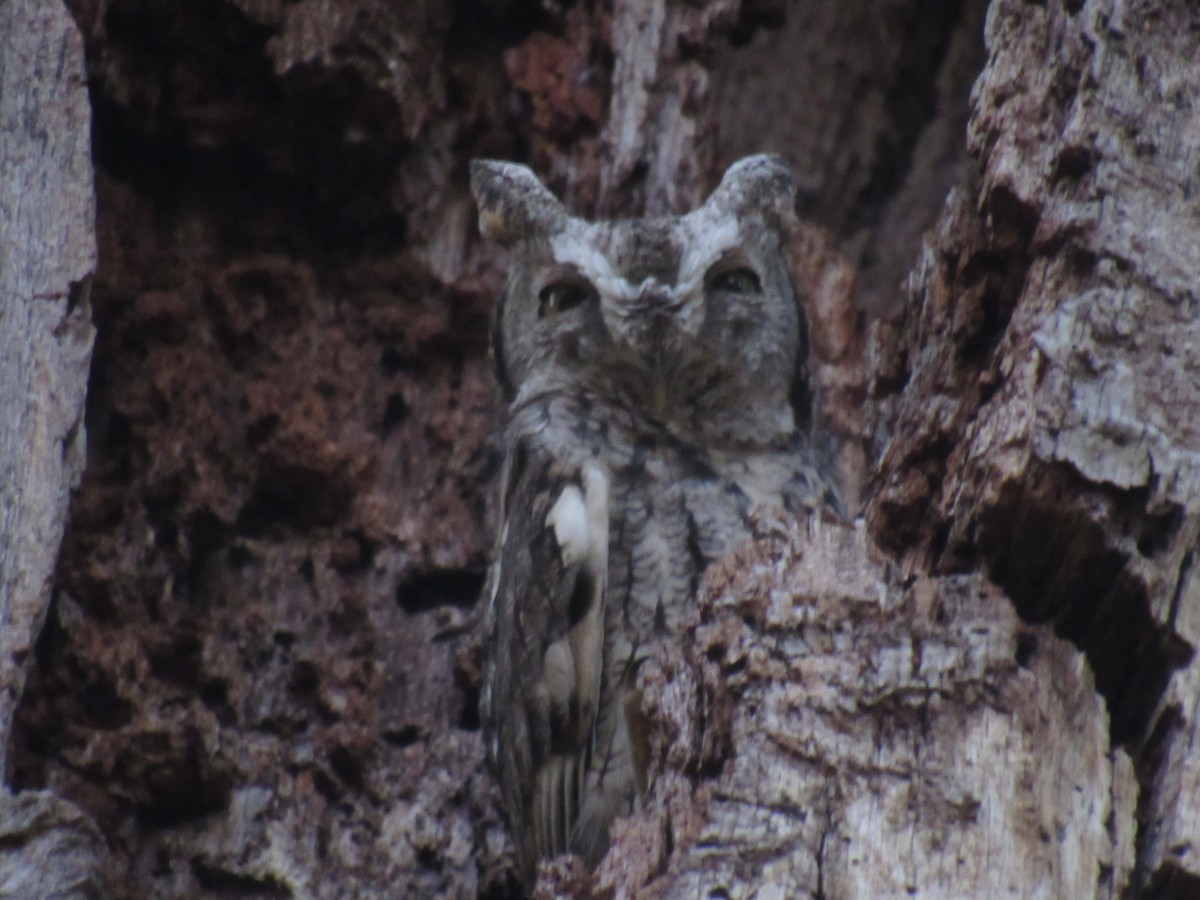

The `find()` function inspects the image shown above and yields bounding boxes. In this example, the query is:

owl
[471,155,840,882]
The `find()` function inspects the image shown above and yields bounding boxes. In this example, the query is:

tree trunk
[3,0,1197,897]
[0,0,104,895]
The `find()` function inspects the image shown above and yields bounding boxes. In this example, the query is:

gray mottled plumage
[472,156,840,881]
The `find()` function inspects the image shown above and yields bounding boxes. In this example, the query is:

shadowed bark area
[1,0,1196,897]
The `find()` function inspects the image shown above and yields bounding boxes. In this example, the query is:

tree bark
[0,0,104,895]
[871,3,1200,891]
[3,0,1197,898]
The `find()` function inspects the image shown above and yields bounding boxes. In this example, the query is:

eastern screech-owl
[471,155,840,881]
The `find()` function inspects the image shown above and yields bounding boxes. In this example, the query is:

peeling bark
[870,3,1200,890]
[2,0,1197,897]
[591,515,1136,898]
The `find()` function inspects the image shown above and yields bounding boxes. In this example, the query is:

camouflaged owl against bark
[471,156,840,885]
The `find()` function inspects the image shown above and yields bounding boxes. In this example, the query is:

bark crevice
[3,0,1197,895]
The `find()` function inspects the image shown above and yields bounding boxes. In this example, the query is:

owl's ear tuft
[470,160,567,246]
[707,154,799,230]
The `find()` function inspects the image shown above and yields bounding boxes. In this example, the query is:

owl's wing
[483,436,609,877]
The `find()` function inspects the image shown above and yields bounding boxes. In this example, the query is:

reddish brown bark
[3,0,1197,897]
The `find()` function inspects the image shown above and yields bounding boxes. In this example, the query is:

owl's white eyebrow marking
[550,218,742,325]
[550,232,645,303]
[550,226,732,309]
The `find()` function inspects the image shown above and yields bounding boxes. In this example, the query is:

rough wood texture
[870,3,1200,892]
[5,0,1197,896]
[0,0,103,894]
[587,515,1135,898]
[0,790,105,900]
[865,0,1200,895]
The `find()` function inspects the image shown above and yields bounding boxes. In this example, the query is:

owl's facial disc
[548,229,701,363]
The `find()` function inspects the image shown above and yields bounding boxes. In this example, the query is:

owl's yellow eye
[538,278,597,318]
[709,266,761,294]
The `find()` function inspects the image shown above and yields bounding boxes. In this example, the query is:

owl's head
[470,155,808,443]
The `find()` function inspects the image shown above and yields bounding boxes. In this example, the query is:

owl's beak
[651,377,669,417]
[636,290,678,353]
[608,284,686,415]
[636,291,679,416]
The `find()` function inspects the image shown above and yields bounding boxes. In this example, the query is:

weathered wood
[0,790,105,899]
[0,0,103,894]
[591,515,1135,899]
[873,0,1200,638]
[0,0,96,771]
[870,2,1200,890]
[597,0,737,216]
[6,0,1196,896]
